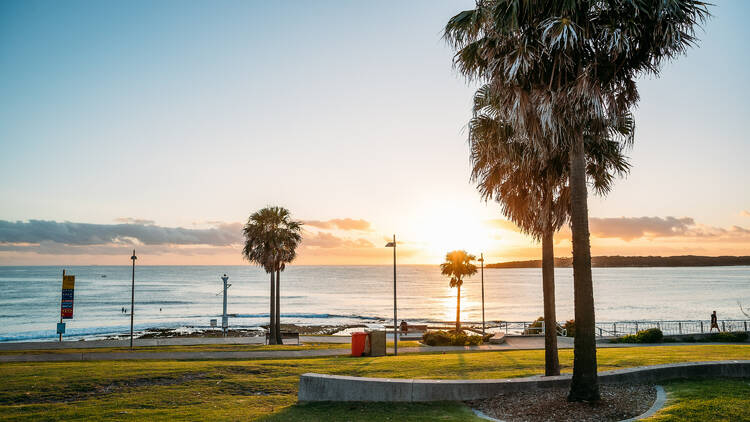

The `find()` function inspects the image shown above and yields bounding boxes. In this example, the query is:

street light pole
[393,234,397,356]
[221,274,229,337]
[480,253,485,335]
[385,235,397,356]
[130,249,137,349]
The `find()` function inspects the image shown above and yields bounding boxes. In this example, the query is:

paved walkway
[0,336,710,363]
[0,335,353,351]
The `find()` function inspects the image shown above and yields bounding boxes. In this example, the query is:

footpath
[0,335,691,363]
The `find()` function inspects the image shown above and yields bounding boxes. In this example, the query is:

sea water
[1,265,748,341]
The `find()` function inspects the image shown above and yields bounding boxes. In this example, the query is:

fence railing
[593,319,750,337]
[486,319,750,337]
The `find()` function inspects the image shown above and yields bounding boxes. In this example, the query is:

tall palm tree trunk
[542,228,560,376]
[567,135,599,402]
[275,268,282,344]
[269,271,277,345]
[456,284,461,332]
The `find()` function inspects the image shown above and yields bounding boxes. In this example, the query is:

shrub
[707,331,749,342]
[612,328,663,344]
[466,334,483,346]
[450,331,468,346]
[421,330,483,346]
[636,328,664,343]
[422,330,452,346]
[564,320,575,337]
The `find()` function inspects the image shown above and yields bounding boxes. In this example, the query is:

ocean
[1,265,749,342]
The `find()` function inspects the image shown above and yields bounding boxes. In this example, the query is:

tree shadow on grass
[260,401,481,421]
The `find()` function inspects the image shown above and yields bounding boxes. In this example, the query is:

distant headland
[487,255,750,268]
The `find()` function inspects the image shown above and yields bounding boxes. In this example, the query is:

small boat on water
[101,274,107,278]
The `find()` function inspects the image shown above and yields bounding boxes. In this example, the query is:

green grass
[0,341,423,355]
[0,344,747,421]
[649,378,750,421]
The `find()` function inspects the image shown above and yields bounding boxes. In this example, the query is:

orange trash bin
[351,332,368,357]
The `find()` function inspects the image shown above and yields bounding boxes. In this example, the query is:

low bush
[466,334,483,346]
[422,330,451,346]
[707,331,749,342]
[450,331,468,346]
[644,331,747,344]
[564,320,575,337]
[612,328,663,344]
[421,330,483,346]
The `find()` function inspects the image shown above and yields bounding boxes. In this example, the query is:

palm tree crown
[469,84,632,240]
[242,206,302,271]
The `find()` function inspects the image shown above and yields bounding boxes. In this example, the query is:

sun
[409,203,496,262]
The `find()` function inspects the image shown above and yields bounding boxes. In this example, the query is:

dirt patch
[220,366,267,375]
[468,384,656,422]
[95,372,215,393]
[10,372,215,405]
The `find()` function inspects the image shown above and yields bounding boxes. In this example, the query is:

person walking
[710,311,720,332]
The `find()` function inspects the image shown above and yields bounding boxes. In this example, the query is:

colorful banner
[61,274,75,319]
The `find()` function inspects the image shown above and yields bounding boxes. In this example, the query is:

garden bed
[469,384,656,422]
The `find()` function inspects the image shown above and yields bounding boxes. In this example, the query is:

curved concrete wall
[298,360,750,402]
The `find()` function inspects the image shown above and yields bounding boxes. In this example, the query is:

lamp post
[385,235,397,356]
[221,274,230,337]
[130,249,137,349]
[479,253,485,335]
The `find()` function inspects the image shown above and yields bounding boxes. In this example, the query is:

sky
[1,0,749,265]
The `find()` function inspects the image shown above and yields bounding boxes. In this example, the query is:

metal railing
[490,321,565,336]
[485,319,750,337]
[593,319,750,337]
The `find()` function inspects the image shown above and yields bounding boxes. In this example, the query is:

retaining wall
[298,360,750,402]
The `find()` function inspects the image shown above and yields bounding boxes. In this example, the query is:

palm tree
[469,84,631,376]
[445,1,708,401]
[440,250,478,332]
[242,206,302,345]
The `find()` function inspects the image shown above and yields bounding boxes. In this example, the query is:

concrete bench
[265,331,300,345]
[399,324,428,341]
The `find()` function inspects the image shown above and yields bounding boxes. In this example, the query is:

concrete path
[0,336,741,363]
[0,335,351,351]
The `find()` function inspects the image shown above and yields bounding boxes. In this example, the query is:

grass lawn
[0,344,747,421]
[0,341,423,356]
[650,378,750,421]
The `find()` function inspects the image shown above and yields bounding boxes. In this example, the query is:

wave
[232,313,384,321]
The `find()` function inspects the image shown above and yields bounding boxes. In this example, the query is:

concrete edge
[471,408,505,421]
[297,360,750,402]
[623,385,667,421]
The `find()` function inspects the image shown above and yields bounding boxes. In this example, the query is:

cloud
[303,218,372,231]
[301,232,375,249]
[741,210,750,217]
[114,217,155,225]
[566,216,750,242]
[588,216,695,241]
[0,220,242,246]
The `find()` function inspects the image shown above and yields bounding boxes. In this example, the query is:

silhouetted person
[121,307,125,314]
[710,311,720,332]
[399,320,408,334]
